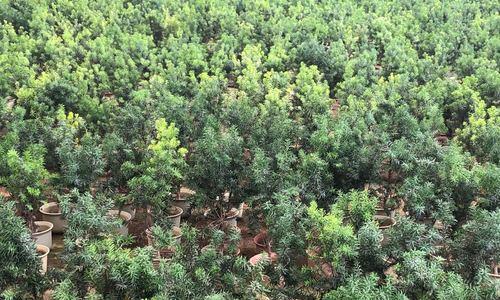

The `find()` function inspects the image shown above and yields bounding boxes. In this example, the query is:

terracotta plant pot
[224,208,239,228]
[39,202,67,233]
[32,221,54,249]
[107,210,132,236]
[375,215,396,244]
[36,244,50,275]
[173,187,195,217]
[249,252,278,266]
[166,206,183,228]
[149,227,182,268]
[375,205,386,216]
[375,215,396,229]
[253,231,270,249]
[119,204,136,220]
[146,226,182,247]
[375,205,396,218]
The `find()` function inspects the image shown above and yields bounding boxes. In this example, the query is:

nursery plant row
[0,0,499,299]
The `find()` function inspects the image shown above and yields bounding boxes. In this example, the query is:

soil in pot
[375,215,396,245]
[32,221,54,249]
[375,205,396,218]
[36,244,50,275]
[306,247,334,279]
[39,202,67,233]
[375,215,396,229]
[107,210,132,236]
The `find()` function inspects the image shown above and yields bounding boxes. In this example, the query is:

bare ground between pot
[47,234,65,270]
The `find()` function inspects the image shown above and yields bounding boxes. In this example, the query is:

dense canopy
[0,0,499,299]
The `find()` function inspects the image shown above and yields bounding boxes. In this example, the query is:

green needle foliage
[307,201,358,279]
[0,144,49,230]
[0,0,498,298]
[53,238,161,299]
[451,209,500,281]
[332,189,378,231]
[189,118,247,214]
[126,118,187,227]
[54,110,105,192]
[0,201,43,299]
[324,274,407,300]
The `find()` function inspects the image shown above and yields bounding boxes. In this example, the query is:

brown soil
[47,234,65,270]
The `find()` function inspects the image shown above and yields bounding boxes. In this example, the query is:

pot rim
[224,208,239,220]
[173,198,190,202]
[253,231,269,248]
[173,187,196,200]
[32,221,54,236]
[107,209,132,223]
[146,226,182,240]
[166,206,183,218]
[374,215,396,229]
[39,202,62,216]
[249,252,278,266]
[36,244,50,258]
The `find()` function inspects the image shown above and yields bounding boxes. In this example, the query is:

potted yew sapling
[53,110,105,193]
[57,190,158,298]
[451,208,500,281]
[157,225,264,299]
[59,190,126,243]
[40,110,105,232]
[306,201,358,281]
[332,189,378,231]
[324,274,405,299]
[382,216,441,263]
[55,238,161,299]
[201,226,241,256]
[259,188,308,270]
[126,118,188,231]
[189,119,247,228]
[0,201,46,298]
[357,222,384,273]
[394,250,495,299]
[0,144,54,249]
